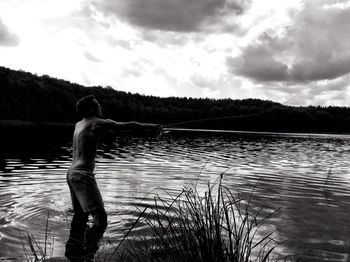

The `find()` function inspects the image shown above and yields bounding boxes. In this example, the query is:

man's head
[76,95,102,118]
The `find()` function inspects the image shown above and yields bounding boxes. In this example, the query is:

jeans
[65,169,108,261]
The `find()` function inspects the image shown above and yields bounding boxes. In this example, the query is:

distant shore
[2,120,350,138]
[2,66,350,135]
[0,120,74,127]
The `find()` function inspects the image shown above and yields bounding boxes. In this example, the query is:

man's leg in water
[67,169,107,260]
[85,208,108,259]
[65,189,89,261]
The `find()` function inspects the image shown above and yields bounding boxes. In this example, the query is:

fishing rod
[162,106,276,132]
[163,110,271,129]
[161,92,306,131]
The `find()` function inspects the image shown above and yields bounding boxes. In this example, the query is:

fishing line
[163,107,273,129]
[164,109,274,130]
[163,91,307,130]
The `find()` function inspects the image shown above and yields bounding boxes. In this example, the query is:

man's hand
[146,123,163,136]
[155,124,163,136]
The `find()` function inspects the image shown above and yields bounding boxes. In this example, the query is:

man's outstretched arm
[100,119,162,134]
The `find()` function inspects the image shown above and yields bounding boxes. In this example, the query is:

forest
[1,66,350,133]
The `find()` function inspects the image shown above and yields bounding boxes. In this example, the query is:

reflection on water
[1,131,350,261]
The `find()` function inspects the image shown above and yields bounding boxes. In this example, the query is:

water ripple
[1,133,350,260]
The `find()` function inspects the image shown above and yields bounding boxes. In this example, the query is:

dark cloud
[229,0,350,84]
[228,44,289,82]
[256,74,350,106]
[92,0,250,32]
[0,18,19,46]
[290,54,350,82]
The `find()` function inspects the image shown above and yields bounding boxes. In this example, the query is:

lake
[1,129,350,261]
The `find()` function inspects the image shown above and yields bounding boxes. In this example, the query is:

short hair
[76,95,100,117]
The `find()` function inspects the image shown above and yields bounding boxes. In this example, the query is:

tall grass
[114,174,282,262]
[20,175,284,261]
[19,212,55,261]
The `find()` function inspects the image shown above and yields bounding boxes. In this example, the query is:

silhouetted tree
[1,66,350,133]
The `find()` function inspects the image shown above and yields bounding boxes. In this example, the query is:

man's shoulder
[76,118,119,132]
[92,118,115,126]
[90,118,118,132]
[75,118,103,130]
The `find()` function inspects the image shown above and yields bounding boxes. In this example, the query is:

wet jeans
[65,169,108,261]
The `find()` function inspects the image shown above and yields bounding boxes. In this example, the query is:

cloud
[0,18,19,46]
[227,42,289,82]
[229,0,350,84]
[92,0,250,33]
[249,74,350,106]
[84,50,102,62]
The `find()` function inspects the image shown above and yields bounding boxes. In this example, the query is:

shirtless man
[65,95,161,261]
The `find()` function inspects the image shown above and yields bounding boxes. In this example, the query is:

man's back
[71,118,101,172]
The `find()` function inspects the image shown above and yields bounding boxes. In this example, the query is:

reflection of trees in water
[0,124,72,159]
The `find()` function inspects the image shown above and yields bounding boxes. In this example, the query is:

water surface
[1,130,350,261]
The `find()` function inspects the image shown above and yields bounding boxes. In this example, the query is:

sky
[1,0,350,106]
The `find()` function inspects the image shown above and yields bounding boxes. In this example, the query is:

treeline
[1,66,350,133]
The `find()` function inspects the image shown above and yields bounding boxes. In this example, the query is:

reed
[114,174,282,262]
[19,211,54,261]
[19,175,284,261]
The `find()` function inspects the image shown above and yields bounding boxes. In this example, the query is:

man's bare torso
[69,117,158,172]
[70,118,102,172]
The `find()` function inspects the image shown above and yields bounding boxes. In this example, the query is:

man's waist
[70,161,95,172]
[68,167,95,176]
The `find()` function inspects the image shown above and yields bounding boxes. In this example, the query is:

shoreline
[165,127,350,138]
[1,119,350,138]
[0,120,74,127]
